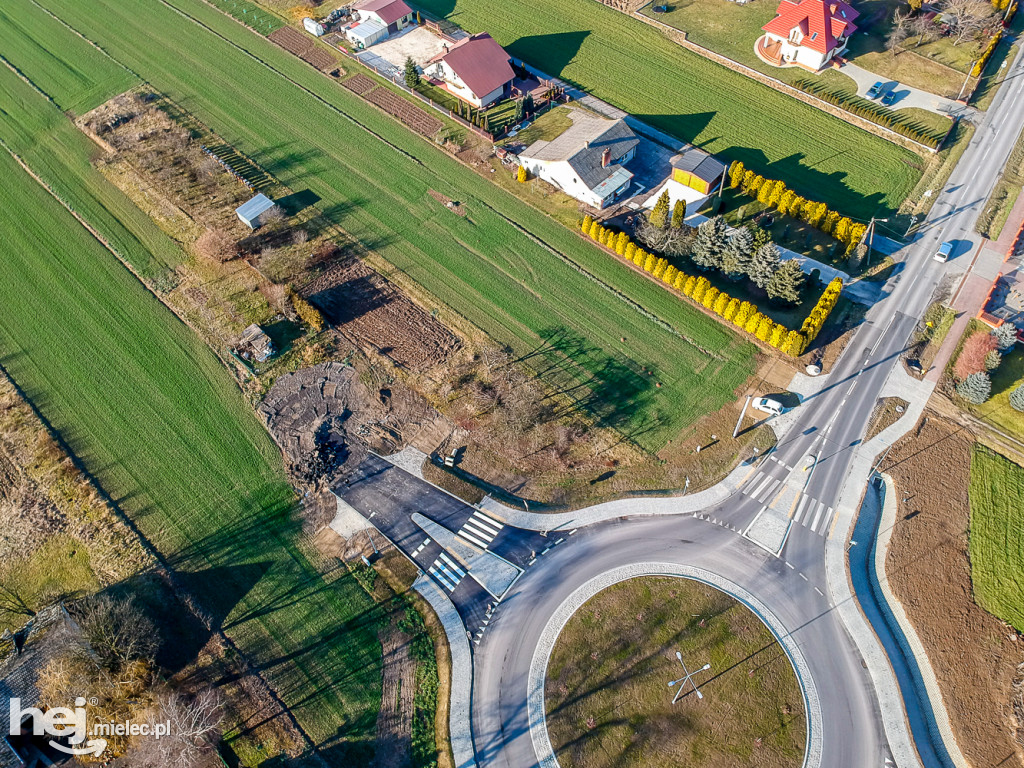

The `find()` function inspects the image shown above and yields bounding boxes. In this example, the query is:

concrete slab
[742,505,790,555]
[383,445,428,479]
[329,496,373,538]
[366,25,447,68]
[411,512,521,598]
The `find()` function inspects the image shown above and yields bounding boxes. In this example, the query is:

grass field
[968,446,1024,633]
[411,0,921,218]
[0,38,389,762]
[19,0,756,452]
[546,576,805,768]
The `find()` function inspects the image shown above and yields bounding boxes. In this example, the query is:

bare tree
[887,9,911,55]
[134,690,224,768]
[910,14,938,46]
[195,228,239,262]
[0,582,38,624]
[75,594,159,669]
[942,0,993,45]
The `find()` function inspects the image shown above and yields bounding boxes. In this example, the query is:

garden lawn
[0,56,382,758]
[412,0,921,218]
[966,347,1024,443]
[968,445,1024,633]
[30,0,756,451]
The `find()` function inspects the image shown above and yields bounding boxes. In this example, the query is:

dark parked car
[880,88,898,106]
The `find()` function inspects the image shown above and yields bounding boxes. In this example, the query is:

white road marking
[456,511,504,550]
[456,527,490,550]
[810,501,826,532]
[756,478,782,503]
[438,552,466,578]
[429,565,457,592]
[748,473,773,498]
[794,495,811,523]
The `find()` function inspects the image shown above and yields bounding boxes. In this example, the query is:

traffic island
[543,575,806,768]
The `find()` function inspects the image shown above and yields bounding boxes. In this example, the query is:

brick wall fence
[633,11,944,156]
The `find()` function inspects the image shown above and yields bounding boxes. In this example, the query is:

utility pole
[865,216,889,269]
[733,395,751,439]
[668,651,710,704]
[956,62,976,102]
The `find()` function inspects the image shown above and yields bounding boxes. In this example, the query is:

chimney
[443,43,449,53]
[584,140,590,149]
[829,2,837,11]
[602,147,611,168]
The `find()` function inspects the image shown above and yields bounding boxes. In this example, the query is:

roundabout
[541,573,807,768]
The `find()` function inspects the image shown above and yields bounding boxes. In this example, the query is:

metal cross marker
[668,651,710,704]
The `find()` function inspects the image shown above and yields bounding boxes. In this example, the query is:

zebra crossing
[741,470,785,505]
[792,493,834,536]
[455,510,504,550]
[428,552,466,593]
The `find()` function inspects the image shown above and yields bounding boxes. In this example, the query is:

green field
[17,0,756,451]
[412,0,920,218]
[968,446,1024,633]
[0,42,383,763]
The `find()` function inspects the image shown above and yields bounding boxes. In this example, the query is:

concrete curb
[412,573,477,768]
[875,474,968,768]
[525,563,822,768]
[825,362,968,768]
[480,458,755,529]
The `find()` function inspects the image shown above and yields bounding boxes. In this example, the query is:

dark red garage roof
[354,0,413,26]
[430,33,515,99]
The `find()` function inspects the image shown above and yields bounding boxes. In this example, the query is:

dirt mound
[882,414,1024,768]
[301,257,460,371]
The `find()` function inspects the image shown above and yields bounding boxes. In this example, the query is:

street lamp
[668,651,710,703]
[865,217,889,269]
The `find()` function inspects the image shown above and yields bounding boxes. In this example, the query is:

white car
[752,397,784,416]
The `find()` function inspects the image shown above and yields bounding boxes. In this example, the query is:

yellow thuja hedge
[579,217,843,356]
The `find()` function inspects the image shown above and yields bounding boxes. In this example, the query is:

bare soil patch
[881,414,1024,768]
[546,576,805,768]
[427,189,467,216]
[301,47,341,73]
[269,26,314,56]
[342,73,378,96]
[301,256,460,371]
[865,396,909,441]
[373,617,415,768]
[364,87,443,136]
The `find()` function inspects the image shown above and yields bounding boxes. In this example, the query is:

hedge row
[726,161,868,255]
[972,29,1004,77]
[580,216,843,357]
[791,78,947,149]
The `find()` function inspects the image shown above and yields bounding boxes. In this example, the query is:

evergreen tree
[721,228,754,280]
[749,224,772,252]
[581,214,593,234]
[649,189,671,229]
[1009,382,1024,412]
[766,259,806,305]
[749,242,781,289]
[957,372,992,404]
[992,322,1018,351]
[985,349,1002,371]
[742,170,755,191]
[691,216,727,271]
[404,57,420,89]
[671,199,687,229]
[729,160,745,188]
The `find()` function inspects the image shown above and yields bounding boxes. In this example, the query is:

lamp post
[865,216,889,269]
[668,651,711,704]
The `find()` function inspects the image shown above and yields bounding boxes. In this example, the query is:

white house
[518,109,639,210]
[424,33,515,108]
[351,0,414,36]
[757,0,859,71]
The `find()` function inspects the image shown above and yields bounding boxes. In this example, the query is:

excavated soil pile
[882,414,1024,768]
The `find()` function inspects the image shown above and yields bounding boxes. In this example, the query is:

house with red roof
[425,33,516,108]
[757,0,859,71]
[352,0,414,36]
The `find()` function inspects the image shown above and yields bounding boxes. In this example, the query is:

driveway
[837,62,971,118]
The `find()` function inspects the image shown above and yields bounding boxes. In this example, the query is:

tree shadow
[276,189,321,216]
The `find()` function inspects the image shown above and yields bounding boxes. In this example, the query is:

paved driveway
[837,62,971,117]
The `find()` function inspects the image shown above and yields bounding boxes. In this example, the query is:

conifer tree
[671,199,687,229]
[404,56,420,89]
[625,242,637,262]
[649,189,671,229]
[713,291,730,316]
[723,297,741,322]
[729,160,745,189]
[691,216,727,271]
[692,276,709,302]
[745,310,762,334]
[703,286,720,310]
[683,275,697,297]
[644,252,658,272]
[674,271,687,291]
[722,227,754,280]
[663,264,678,284]
[1009,382,1024,411]
[769,323,787,348]
[749,242,781,289]
[957,372,992,404]
[634,248,647,267]
[766,259,806,305]
[581,214,593,234]
[589,220,602,240]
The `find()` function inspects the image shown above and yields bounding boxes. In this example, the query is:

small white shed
[235,193,278,230]
[345,19,388,49]
[303,17,326,36]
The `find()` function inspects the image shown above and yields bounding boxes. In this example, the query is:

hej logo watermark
[9,696,170,757]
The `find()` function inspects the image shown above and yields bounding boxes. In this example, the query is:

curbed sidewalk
[412,573,478,768]
[824,363,968,768]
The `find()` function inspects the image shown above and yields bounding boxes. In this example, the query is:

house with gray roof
[517,109,639,210]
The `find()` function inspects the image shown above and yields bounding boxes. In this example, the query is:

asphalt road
[469,43,1024,768]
